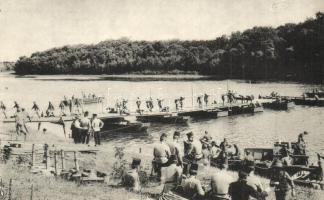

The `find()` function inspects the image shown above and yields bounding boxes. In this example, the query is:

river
[0,72,324,165]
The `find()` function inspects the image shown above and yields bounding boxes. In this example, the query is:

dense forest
[14,12,324,82]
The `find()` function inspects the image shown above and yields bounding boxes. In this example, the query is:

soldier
[71,115,81,143]
[0,101,7,118]
[179,97,185,109]
[200,130,212,148]
[182,164,205,200]
[136,97,141,110]
[167,131,183,167]
[91,114,104,146]
[203,93,209,107]
[46,101,55,117]
[175,99,179,111]
[14,108,28,139]
[197,96,202,108]
[210,170,234,200]
[270,160,295,200]
[219,138,232,169]
[31,101,41,118]
[184,132,203,164]
[160,155,182,187]
[228,171,260,200]
[13,101,20,112]
[21,108,31,134]
[79,111,91,144]
[153,133,171,179]
[122,158,141,192]
[157,98,163,111]
[59,101,66,116]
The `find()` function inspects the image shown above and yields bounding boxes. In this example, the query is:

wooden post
[74,151,79,171]
[54,152,57,175]
[60,150,65,171]
[45,146,50,170]
[8,178,12,200]
[30,184,33,200]
[31,144,35,167]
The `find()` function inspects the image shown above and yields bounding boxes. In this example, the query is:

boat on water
[292,97,324,106]
[211,141,323,189]
[261,99,294,110]
[304,90,324,98]
[228,103,263,116]
[177,108,219,118]
[99,116,148,135]
[81,96,105,104]
[136,113,189,124]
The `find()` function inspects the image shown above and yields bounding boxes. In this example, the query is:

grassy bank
[0,123,323,200]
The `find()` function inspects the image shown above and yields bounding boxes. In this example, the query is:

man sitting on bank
[121,158,141,192]
[182,163,205,200]
[161,155,183,189]
[209,169,234,200]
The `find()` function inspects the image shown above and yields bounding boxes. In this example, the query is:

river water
[0,73,324,165]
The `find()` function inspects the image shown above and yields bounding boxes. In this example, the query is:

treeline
[14,12,324,82]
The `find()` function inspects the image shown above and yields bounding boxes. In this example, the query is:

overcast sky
[0,0,323,61]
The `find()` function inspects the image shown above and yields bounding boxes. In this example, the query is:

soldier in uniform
[270,160,295,200]
[197,96,202,108]
[157,98,164,111]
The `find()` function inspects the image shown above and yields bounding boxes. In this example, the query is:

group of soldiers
[70,111,104,146]
[0,97,83,120]
[119,131,310,200]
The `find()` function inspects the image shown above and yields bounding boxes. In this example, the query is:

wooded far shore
[13,12,324,83]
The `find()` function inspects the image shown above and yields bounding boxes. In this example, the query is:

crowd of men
[117,131,319,200]
[70,111,104,146]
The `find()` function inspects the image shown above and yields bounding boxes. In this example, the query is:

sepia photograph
[0,0,324,199]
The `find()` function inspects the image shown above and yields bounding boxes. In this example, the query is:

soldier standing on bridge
[31,101,41,118]
[136,97,141,110]
[179,96,185,109]
[197,96,202,108]
[157,98,163,111]
[203,93,209,107]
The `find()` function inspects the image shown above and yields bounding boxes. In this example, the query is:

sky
[0,0,323,61]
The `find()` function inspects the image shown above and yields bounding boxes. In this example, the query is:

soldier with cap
[168,131,183,167]
[182,163,205,200]
[228,171,260,200]
[122,158,141,192]
[31,101,41,118]
[270,159,295,200]
[153,133,171,179]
